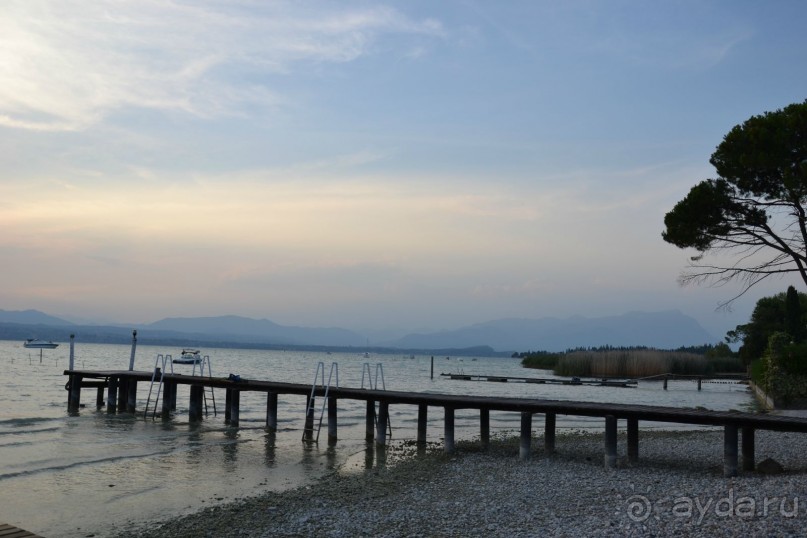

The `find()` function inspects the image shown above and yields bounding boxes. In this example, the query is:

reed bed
[552,349,741,378]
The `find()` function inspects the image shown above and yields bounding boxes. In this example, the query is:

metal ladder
[192,355,217,416]
[143,353,217,418]
[302,362,338,443]
[144,353,174,419]
[362,362,392,438]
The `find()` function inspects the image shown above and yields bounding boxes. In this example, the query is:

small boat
[23,339,59,349]
[173,349,202,364]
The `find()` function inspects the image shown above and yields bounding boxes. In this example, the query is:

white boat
[23,339,59,349]
[173,349,202,364]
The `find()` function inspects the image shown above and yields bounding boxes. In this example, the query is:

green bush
[750,358,765,385]
[521,353,560,370]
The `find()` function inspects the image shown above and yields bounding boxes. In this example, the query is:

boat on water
[23,339,59,349]
[173,349,202,365]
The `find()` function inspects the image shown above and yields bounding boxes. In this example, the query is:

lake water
[0,339,756,537]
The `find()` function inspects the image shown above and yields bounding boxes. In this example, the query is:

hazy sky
[2,1,807,341]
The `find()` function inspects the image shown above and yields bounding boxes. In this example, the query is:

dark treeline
[512,343,730,359]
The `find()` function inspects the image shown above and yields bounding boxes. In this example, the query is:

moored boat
[23,339,59,349]
[173,349,202,364]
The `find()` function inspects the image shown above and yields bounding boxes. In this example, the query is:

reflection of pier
[65,368,807,477]
[440,373,637,387]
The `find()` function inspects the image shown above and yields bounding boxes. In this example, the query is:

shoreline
[110,429,807,537]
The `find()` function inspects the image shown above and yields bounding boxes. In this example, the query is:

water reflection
[263,431,276,467]
[222,428,239,466]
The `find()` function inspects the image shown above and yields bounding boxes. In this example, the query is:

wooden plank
[0,522,44,537]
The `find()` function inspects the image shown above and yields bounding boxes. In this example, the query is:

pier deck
[64,369,807,477]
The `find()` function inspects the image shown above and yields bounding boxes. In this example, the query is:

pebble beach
[110,429,807,537]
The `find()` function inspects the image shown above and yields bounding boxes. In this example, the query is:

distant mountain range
[0,308,715,353]
[384,310,715,352]
[147,315,365,347]
[0,309,74,326]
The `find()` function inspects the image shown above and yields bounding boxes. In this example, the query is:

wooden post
[266,392,278,432]
[724,424,739,477]
[376,401,389,446]
[96,385,105,408]
[327,397,337,446]
[128,330,138,371]
[366,400,376,442]
[117,378,129,413]
[126,380,137,413]
[742,426,755,472]
[303,395,315,442]
[430,356,434,380]
[230,389,241,427]
[604,415,617,468]
[545,412,556,455]
[444,407,455,453]
[520,411,532,460]
[697,378,702,391]
[663,375,668,390]
[169,380,178,410]
[480,408,490,449]
[627,417,638,463]
[161,382,173,418]
[417,404,428,446]
[189,385,204,422]
[224,389,232,424]
[68,374,82,412]
[107,376,118,413]
[68,334,75,371]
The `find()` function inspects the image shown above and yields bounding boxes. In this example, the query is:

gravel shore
[110,429,807,537]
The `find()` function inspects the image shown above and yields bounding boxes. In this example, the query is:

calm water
[0,340,755,537]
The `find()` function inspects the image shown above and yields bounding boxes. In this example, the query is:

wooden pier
[440,373,637,387]
[441,372,749,390]
[65,369,807,478]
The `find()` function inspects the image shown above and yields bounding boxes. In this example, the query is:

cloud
[0,1,444,131]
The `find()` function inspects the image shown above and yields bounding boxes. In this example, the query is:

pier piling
[604,415,617,468]
[417,404,428,446]
[303,395,315,442]
[161,382,174,418]
[742,426,755,472]
[444,407,455,453]
[126,381,137,413]
[365,401,376,442]
[520,412,532,460]
[117,378,129,413]
[68,374,82,412]
[189,385,204,422]
[328,397,338,445]
[545,412,556,455]
[229,389,241,427]
[480,408,490,449]
[627,418,639,463]
[376,402,389,446]
[106,377,118,413]
[724,424,739,477]
[266,392,278,432]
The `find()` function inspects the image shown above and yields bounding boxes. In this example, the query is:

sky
[2,0,807,342]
